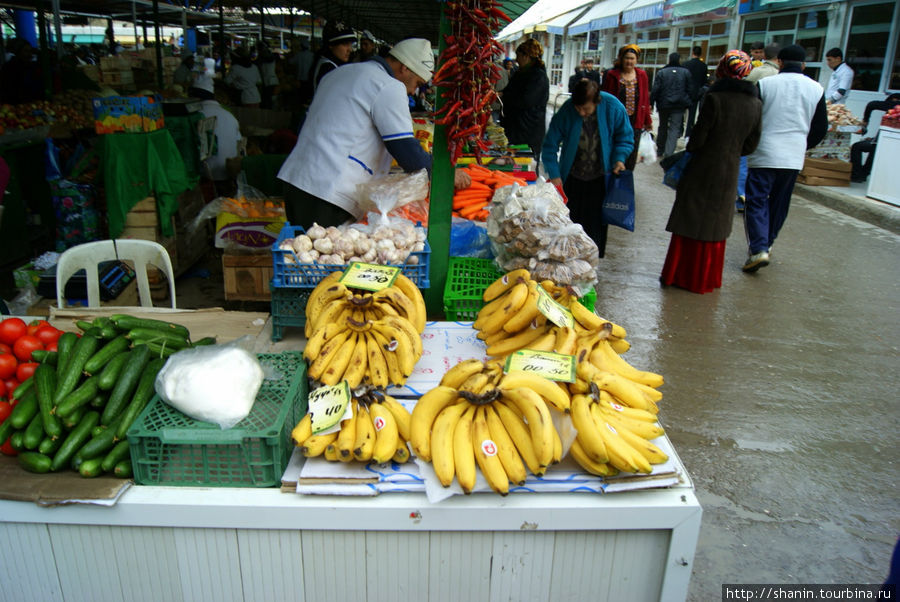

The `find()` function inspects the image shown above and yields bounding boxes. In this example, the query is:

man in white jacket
[742,44,828,273]
[824,48,854,105]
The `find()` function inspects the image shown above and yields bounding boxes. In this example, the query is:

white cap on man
[388,38,434,82]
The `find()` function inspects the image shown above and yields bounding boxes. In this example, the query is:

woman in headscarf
[500,38,549,163]
[660,50,762,294]
[600,45,653,170]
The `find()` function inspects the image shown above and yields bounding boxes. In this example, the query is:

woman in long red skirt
[660,50,762,293]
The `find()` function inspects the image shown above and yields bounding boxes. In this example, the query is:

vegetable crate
[442,256,596,321]
[270,283,309,342]
[127,352,308,487]
[271,223,431,289]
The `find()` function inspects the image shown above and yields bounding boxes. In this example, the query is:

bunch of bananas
[410,359,569,495]
[303,272,425,387]
[291,391,412,464]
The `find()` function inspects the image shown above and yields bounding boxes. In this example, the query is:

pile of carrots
[451,164,529,221]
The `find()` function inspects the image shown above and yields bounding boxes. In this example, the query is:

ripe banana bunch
[291,391,412,464]
[305,270,426,337]
[569,391,668,476]
[304,310,422,388]
[409,359,567,495]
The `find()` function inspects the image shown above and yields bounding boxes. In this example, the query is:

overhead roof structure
[496,0,593,41]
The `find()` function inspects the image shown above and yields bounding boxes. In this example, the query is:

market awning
[544,3,594,35]
[670,0,737,18]
[621,0,665,25]
[496,0,593,41]
[568,0,634,36]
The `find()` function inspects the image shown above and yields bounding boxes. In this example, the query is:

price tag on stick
[307,382,352,435]
[536,286,575,329]
[340,262,400,292]
[505,350,576,383]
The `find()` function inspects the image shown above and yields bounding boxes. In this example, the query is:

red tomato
[35,325,62,346]
[0,354,15,380]
[2,379,18,397]
[0,401,11,423]
[45,341,58,352]
[0,343,11,355]
[0,437,16,456]
[0,379,6,400]
[12,336,42,362]
[16,362,37,383]
[0,318,26,346]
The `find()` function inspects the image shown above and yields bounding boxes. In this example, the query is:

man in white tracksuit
[824,47,854,105]
[278,39,436,228]
[742,44,828,273]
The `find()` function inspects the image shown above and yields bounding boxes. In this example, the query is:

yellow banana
[393,439,411,463]
[500,387,555,468]
[334,400,358,461]
[568,298,605,331]
[373,287,418,329]
[305,278,348,336]
[478,281,530,335]
[592,370,658,413]
[554,325,577,355]
[440,359,485,389]
[499,371,571,413]
[526,330,558,352]
[472,406,510,495]
[483,269,530,302]
[369,402,399,463]
[307,329,353,381]
[353,403,375,462]
[593,413,652,474]
[312,296,352,338]
[364,332,389,388]
[597,392,661,423]
[458,372,490,396]
[473,291,513,331]
[371,320,417,378]
[380,315,423,357]
[393,273,427,333]
[634,381,663,403]
[486,323,551,358]
[380,395,412,441]
[608,337,630,354]
[304,321,348,361]
[570,394,609,463]
[597,403,665,439]
[598,317,627,339]
[430,402,469,487]
[494,400,543,476]
[591,340,664,388]
[410,386,460,461]
[370,329,407,384]
[342,335,370,389]
[291,413,312,446]
[551,417,562,464]
[318,332,359,386]
[569,438,618,476]
[453,406,477,493]
[484,404,527,486]
[324,442,340,461]
[603,415,668,464]
[568,377,590,395]
[502,281,541,333]
[301,431,339,457]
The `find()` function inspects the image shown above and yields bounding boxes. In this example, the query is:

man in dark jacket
[850,93,900,182]
[683,46,708,137]
[651,53,694,158]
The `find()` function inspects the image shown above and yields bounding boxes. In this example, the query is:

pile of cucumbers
[0,314,214,478]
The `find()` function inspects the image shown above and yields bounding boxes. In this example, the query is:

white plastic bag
[637,131,657,165]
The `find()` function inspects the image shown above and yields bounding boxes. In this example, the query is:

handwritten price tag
[307,382,352,435]
[536,286,574,328]
[505,350,576,383]
[340,262,400,291]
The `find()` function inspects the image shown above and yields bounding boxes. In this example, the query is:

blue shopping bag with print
[602,171,635,232]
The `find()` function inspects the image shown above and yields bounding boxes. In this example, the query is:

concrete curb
[794,183,900,235]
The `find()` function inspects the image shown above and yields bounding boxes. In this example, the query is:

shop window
[769,14,797,31]
[694,24,711,36]
[659,29,670,40]
[681,27,692,39]
[711,22,727,36]
[708,44,728,63]
[845,2,895,91]
[745,17,767,33]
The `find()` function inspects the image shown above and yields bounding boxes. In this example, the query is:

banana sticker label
[505,349,576,383]
[373,415,386,431]
[606,423,618,435]
[308,381,352,434]
[340,262,400,291]
[536,286,575,328]
[610,402,624,412]
[481,439,498,457]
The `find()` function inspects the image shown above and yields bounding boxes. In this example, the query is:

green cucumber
[91,425,107,438]
[54,334,100,405]
[116,358,165,439]
[89,392,108,409]
[55,332,79,377]
[34,364,62,440]
[62,406,87,430]
[126,328,190,350]
[56,376,100,418]
[23,413,44,449]
[191,336,216,347]
[9,388,38,429]
[99,325,119,340]
[0,420,14,447]
[51,410,100,471]
[110,314,190,339]
[38,435,62,456]
[101,440,131,473]
[84,336,130,375]
[101,345,150,425]
[30,350,57,365]
[78,414,124,459]
[143,341,179,359]
[97,352,130,391]
[113,459,133,478]
[78,457,103,478]
[19,451,52,474]
[91,317,113,329]
[12,377,34,401]
[75,320,95,332]
[9,430,25,451]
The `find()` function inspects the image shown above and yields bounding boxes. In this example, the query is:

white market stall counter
[0,482,701,602]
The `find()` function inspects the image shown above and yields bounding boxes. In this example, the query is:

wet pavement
[598,162,899,600]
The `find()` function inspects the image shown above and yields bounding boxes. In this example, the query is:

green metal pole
[424,8,453,319]
[153,0,163,89]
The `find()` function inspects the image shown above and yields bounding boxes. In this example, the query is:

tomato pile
[0,317,65,455]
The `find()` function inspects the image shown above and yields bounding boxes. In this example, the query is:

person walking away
[737,43,780,211]
[173,53,195,91]
[568,60,587,94]
[850,93,900,182]
[650,53,693,158]
[683,46,708,137]
[190,52,217,100]
[749,41,765,68]
[500,38,550,165]
[258,44,279,109]
[824,47,854,105]
[310,21,355,93]
[197,97,242,195]
[742,44,828,273]
[601,46,653,170]
[542,79,634,257]
[225,49,262,107]
[661,50,761,293]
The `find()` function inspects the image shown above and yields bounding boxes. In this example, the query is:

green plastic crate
[442,257,503,321]
[270,283,309,342]
[126,352,308,487]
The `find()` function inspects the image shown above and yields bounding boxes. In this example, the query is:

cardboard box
[223,253,273,301]
[799,158,851,185]
[797,174,850,187]
[92,95,165,134]
[803,157,852,173]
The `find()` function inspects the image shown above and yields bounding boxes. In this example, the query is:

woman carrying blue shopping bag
[542,79,634,257]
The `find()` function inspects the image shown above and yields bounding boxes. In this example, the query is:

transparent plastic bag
[450,216,492,258]
[356,169,429,226]
[638,130,657,164]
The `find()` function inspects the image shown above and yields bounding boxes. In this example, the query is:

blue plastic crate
[270,283,309,342]
[271,223,430,289]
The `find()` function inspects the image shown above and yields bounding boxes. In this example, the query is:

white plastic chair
[56,239,176,308]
